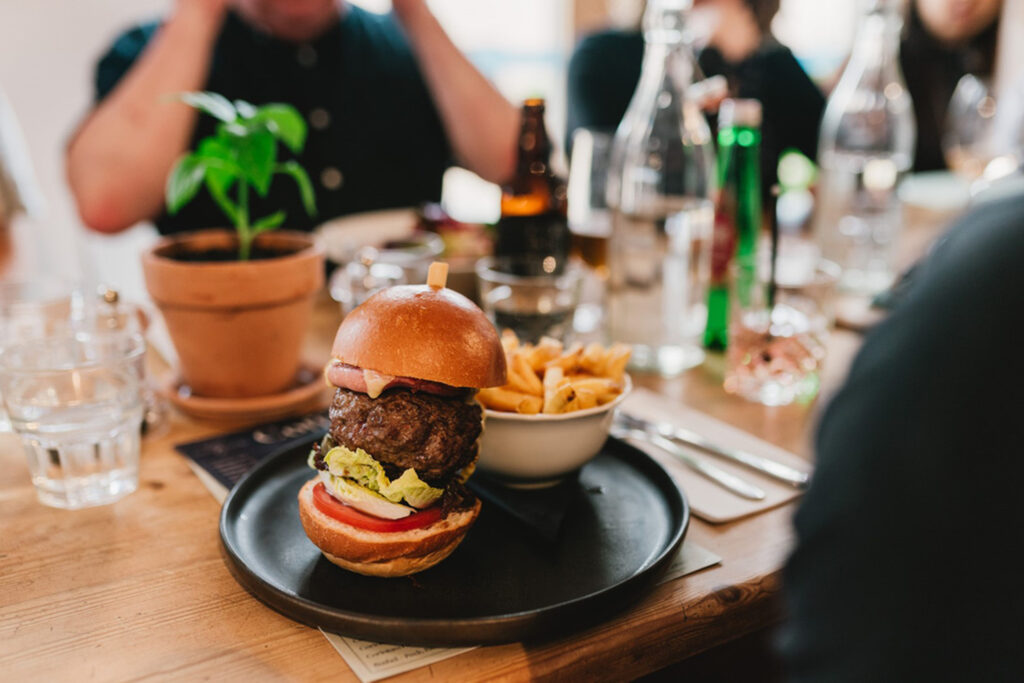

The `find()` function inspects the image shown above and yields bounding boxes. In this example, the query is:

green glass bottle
[703,99,763,351]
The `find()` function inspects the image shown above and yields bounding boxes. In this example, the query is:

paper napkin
[621,388,811,523]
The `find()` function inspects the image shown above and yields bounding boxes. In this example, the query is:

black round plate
[219,437,689,646]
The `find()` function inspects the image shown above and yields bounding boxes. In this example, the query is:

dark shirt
[900,8,999,172]
[95,7,451,234]
[566,30,826,194]
[779,192,1024,681]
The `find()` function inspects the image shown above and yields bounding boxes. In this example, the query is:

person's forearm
[394,0,518,185]
[67,1,225,233]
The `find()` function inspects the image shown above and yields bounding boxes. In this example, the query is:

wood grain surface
[0,211,950,681]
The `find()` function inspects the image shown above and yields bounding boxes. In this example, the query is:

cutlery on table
[616,412,811,489]
[611,426,767,501]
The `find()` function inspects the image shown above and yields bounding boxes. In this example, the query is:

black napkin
[468,471,579,544]
[175,410,329,490]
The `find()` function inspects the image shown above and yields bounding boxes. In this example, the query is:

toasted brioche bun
[331,284,506,389]
[297,479,481,577]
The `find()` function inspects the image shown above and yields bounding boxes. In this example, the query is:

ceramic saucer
[161,365,330,422]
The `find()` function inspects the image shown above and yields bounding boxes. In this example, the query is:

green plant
[165,92,317,260]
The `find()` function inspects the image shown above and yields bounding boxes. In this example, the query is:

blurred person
[66,0,519,235]
[779,190,1024,680]
[566,0,825,195]
[902,0,1003,171]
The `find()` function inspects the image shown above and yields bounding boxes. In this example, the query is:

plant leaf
[165,154,206,214]
[276,161,318,218]
[252,210,286,233]
[236,130,277,197]
[196,136,241,198]
[205,176,240,227]
[252,104,307,153]
[178,92,236,123]
[234,99,258,119]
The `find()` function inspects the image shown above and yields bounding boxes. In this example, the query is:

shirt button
[297,44,317,68]
[309,108,330,130]
[321,167,343,191]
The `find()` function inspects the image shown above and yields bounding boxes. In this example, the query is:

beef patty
[328,388,482,485]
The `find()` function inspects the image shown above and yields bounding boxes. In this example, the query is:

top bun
[332,284,507,389]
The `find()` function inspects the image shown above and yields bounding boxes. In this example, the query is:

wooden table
[0,212,948,681]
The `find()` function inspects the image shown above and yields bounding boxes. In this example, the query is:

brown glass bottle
[494,99,570,275]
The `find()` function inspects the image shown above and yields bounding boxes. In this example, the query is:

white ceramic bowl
[477,376,632,487]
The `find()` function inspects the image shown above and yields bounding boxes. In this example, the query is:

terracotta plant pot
[142,229,325,399]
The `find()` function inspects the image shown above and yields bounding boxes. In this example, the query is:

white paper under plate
[621,388,811,523]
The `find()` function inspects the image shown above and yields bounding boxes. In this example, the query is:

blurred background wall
[0,0,857,296]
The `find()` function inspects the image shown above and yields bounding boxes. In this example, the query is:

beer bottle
[703,99,763,351]
[494,99,570,276]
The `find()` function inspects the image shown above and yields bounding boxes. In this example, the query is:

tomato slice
[312,482,442,532]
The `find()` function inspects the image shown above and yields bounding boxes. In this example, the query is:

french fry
[579,342,607,375]
[478,387,543,414]
[542,366,564,411]
[515,394,543,414]
[543,383,576,414]
[604,344,632,382]
[511,353,544,395]
[574,387,598,410]
[567,377,619,401]
[544,342,583,373]
[500,329,520,353]
[485,331,631,414]
[526,337,562,371]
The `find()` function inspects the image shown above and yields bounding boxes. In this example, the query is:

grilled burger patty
[328,387,482,485]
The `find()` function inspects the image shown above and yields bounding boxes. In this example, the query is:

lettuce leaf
[317,444,443,509]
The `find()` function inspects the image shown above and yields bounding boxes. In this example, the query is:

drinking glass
[724,260,839,406]
[475,256,583,344]
[329,233,444,314]
[0,281,75,430]
[567,128,613,342]
[0,331,146,508]
[944,74,1002,180]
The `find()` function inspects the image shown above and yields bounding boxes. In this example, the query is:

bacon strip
[326,361,468,397]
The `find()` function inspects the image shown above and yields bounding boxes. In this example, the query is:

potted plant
[142,92,325,399]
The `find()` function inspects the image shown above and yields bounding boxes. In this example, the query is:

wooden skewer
[427,261,449,289]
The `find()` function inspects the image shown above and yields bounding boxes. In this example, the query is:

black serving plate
[219,436,688,646]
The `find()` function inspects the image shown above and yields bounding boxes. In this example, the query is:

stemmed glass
[944,74,1000,180]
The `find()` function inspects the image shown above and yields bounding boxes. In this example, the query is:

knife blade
[617,412,810,489]
[611,426,767,501]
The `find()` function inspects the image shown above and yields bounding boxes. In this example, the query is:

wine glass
[943,74,1011,181]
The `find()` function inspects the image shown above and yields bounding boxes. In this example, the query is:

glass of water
[0,331,146,508]
[475,256,583,344]
[724,260,839,406]
[1,280,76,431]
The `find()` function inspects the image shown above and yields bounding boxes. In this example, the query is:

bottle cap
[718,98,762,129]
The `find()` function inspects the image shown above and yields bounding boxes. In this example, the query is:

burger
[298,273,506,577]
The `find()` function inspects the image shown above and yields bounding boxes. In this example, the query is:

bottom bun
[297,478,481,577]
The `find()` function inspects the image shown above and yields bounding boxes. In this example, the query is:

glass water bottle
[815,0,916,295]
[606,0,715,376]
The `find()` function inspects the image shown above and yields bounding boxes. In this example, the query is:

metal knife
[617,412,810,489]
[611,426,767,501]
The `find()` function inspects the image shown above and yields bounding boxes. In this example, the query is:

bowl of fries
[476,332,632,486]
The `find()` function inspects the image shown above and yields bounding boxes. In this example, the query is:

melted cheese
[363,368,395,399]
